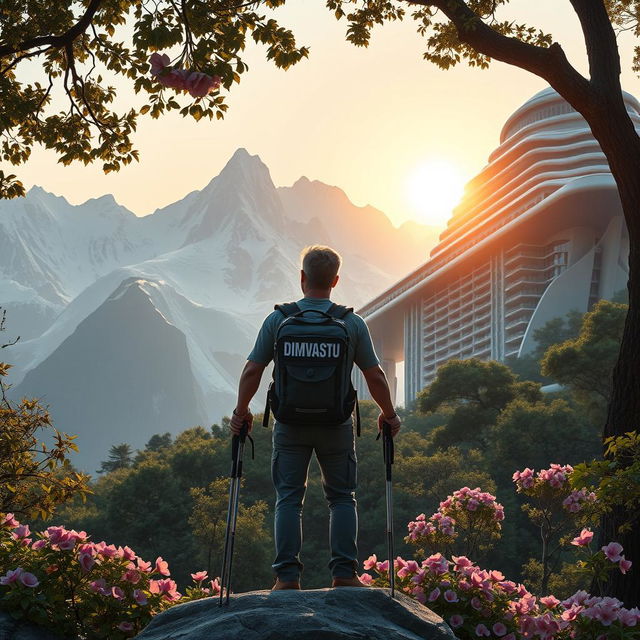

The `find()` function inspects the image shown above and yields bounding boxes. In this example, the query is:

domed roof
[499,86,640,143]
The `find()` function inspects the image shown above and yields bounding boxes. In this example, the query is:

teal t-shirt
[248,297,380,373]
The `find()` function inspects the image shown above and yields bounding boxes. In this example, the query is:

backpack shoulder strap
[274,302,302,317]
[326,303,353,319]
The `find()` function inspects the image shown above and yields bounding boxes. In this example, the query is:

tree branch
[568,0,621,94]
[406,0,593,109]
[0,0,104,59]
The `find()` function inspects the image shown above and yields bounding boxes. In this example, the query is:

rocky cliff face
[134,588,458,640]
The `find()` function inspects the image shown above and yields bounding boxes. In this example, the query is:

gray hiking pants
[271,420,358,582]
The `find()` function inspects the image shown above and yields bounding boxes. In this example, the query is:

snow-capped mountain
[2,148,437,472]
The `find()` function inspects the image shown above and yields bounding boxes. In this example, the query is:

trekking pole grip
[231,422,250,478]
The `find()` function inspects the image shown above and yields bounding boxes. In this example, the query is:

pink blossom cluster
[407,488,504,545]
[562,488,597,513]
[0,567,39,588]
[361,552,639,640]
[561,591,640,627]
[149,53,221,97]
[1,514,222,636]
[602,542,633,574]
[513,464,575,492]
[443,487,505,521]
[406,513,438,541]
[570,530,633,575]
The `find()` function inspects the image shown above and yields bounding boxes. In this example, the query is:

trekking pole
[377,421,395,598]
[219,422,253,606]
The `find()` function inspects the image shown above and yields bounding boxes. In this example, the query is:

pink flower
[78,543,96,555]
[561,604,582,622]
[444,589,458,603]
[471,596,483,610]
[602,542,624,562]
[540,595,560,609]
[492,622,508,637]
[112,586,125,600]
[571,528,594,547]
[150,578,180,601]
[118,621,134,632]
[31,539,47,550]
[45,526,64,544]
[398,560,419,578]
[449,615,464,628]
[563,590,590,607]
[2,513,19,528]
[358,573,373,585]
[11,524,30,539]
[452,555,473,570]
[121,546,137,561]
[513,468,534,489]
[57,535,76,551]
[89,578,107,593]
[191,571,208,583]
[0,568,23,585]
[363,554,377,570]
[137,557,152,572]
[619,556,633,574]
[123,569,142,584]
[376,560,389,573]
[618,608,638,626]
[79,552,95,572]
[423,553,448,575]
[210,578,221,595]
[159,68,190,91]
[133,589,148,605]
[428,587,440,602]
[475,623,491,637]
[18,572,39,588]
[185,71,221,98]
[155,556,170,576]
[149,52,170,75]
[96,542,118,557]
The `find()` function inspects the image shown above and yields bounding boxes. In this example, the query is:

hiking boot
[272,578,301,591]
[332,576,369,588]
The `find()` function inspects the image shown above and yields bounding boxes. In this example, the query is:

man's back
[248,297,379,376]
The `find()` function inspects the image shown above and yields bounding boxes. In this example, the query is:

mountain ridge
[3,148,441,471]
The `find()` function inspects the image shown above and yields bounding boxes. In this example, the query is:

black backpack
[262,302,361,435]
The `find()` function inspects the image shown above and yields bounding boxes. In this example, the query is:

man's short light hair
[300,245,342,289]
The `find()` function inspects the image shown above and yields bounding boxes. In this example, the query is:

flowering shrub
[149,52,221,98]
[513,465,598,593]
[0,513,220,639]
[360,552,639,639]
[570,432,640,534]
[406,487,504,559]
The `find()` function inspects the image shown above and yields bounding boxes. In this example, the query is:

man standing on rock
[230,245,401,590]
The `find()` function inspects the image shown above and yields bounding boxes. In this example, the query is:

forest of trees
[11,298,623,595]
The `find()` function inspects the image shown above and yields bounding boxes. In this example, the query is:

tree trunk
[586,94,640,607]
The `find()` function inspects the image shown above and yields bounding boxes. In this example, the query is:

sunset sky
[15,0,640,228]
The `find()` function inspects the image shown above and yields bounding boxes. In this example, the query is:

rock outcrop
[0,611,68,640]
[135,587,458,640]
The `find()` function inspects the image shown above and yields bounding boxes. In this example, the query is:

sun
[406,160,466,226]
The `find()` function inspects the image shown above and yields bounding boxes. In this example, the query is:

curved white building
[358,87,636,406]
